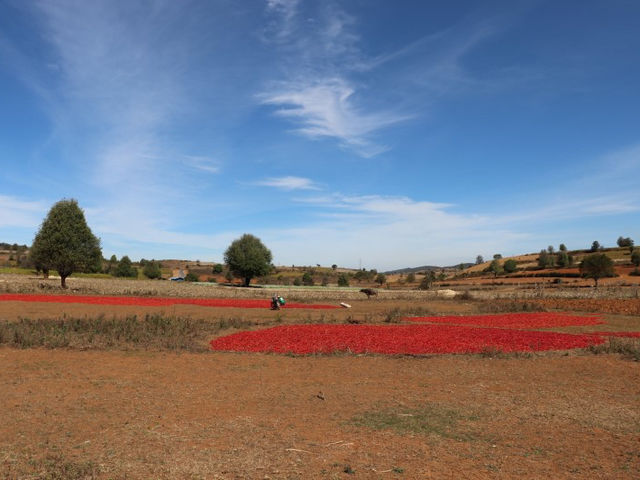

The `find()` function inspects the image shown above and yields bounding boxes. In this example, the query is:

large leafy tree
[580,253,615,287]
[224,234,272,287]
[30,199,102,288]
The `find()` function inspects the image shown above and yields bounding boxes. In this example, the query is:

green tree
[375,273,387,285]
[590,241,601,252]
[631,249,640,273]
[617,236,634,248]
[419,271,436,290]
[114,255,137,278]
[224,234,273,287]
[337,273,349,287]
[538,250,554,269]
[503,259,517,273]
[406,272,416,283]
[106,254,117,274]
[185,272,199,282]
[212,263,223,274]
[493,254,502,260]
[29,199,102,288]
[331,264,337,270]
[580,253,615,287]
[302,271,314,286]
[143,261,162,279]
[489,259,502,277]
[559,244,567,252]
[556,251,572,268]
[475,255,484,265]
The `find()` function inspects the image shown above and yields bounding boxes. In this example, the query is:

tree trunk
[244,277,251,287]
[60,275,68,289]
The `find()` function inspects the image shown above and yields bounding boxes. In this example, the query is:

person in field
[271,293,285,310]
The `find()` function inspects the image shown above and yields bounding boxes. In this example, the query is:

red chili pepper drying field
[405,312,604,329]
[0,293,338,309]
[209,324,605,355]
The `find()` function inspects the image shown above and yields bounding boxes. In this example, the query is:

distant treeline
[0,242,28,251]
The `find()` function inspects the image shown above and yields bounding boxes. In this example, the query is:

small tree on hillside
[30,199,102,288]
[559,244,567,252]
[185,271,199,282]
[406,272,416,283]
[476,255,484,265]
[212,263,223,274]
[538,250,554,269]
[631,249,640,274]
[556,251,573,268]
[224,234,273,287]
[337,273,349,287]
[489,259,502,277]
[302,271,314,286]
[419,271,436,290]
[503,259,517,274]
[493,254,502,260]
[114,256,137,278]
[375,273,386,285]
[617,236,634,248]
[143,261,162,279]
[580,253,615,287]
[590,241,601,252]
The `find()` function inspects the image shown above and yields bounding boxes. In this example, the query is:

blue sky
[0,0,639,270]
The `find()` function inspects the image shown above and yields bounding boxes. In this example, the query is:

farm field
[0,278,639,479]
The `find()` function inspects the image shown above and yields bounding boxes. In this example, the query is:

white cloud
[261,78,410,157]
[256,176,320,190]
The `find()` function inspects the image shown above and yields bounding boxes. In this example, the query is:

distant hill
[384,263,473,275]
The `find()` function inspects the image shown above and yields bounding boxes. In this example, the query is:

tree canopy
[503,259,518,273]
[580,253,615,287]
[30,199,102,288]
[224,234,273,287]
[114,255,137,278]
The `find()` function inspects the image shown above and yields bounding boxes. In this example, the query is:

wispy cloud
[265,0,300,39]
[182,155,221,174]
[259,2,410,156]
[255,176,320,190]
[260,78,410,157]
[259,3,506,157]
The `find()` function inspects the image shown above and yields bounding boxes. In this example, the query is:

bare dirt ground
[1,284,639,479]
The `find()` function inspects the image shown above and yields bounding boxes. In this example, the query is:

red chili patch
[209,324,604,355]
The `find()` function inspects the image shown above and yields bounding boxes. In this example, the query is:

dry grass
[0,314,253,351]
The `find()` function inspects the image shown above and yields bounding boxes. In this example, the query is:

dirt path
[1,349,638,479]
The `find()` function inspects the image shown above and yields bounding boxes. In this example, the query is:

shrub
[143,261,162,279]
[114,256,138,278]
[302,271,314,286]
[503,259,517,273]
[184,272,199,282]
[337,273,349,287]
